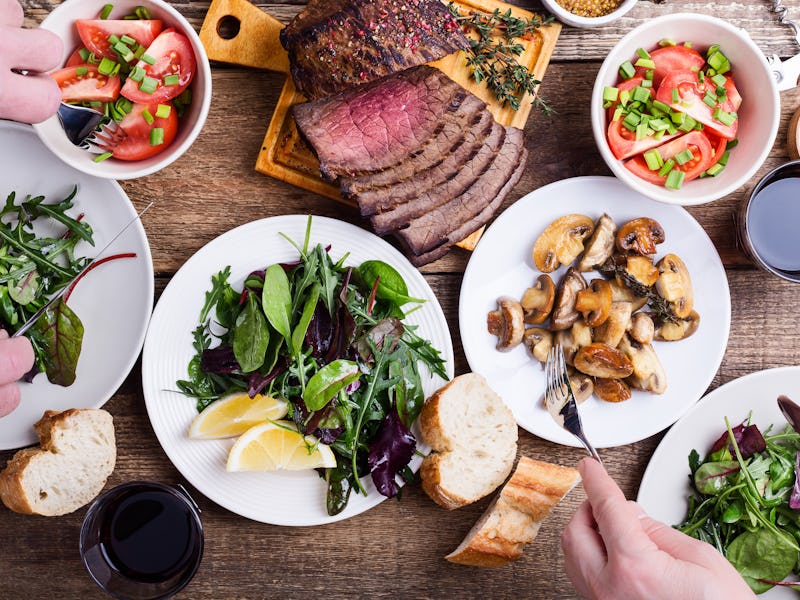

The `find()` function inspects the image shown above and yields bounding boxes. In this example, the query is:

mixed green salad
[679,415,800,593]
[177,218,448,515]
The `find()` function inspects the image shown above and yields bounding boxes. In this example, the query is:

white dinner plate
[460,176,730,448]
[142,215,454,525]
[638,366,800,599]
[0,120,153,449]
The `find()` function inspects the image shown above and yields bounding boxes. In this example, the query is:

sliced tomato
[704,131,728,166]
[635,45,705,87]
[121,30,196,104]
[723,74,742,111]
[606,76,650,123]
[76,19,162,61]
[112,102,178,161]
[65,46,88,67]
[655,70,738,139]
[607,118,680,160]
[624,131,715,185]
[51,66,120,103]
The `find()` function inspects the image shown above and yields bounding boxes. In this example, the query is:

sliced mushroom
[654,310,701,341]
[656,254,694,319]
[573,343,634,379]
[487,297,524,351]
[575,279,613,327]
[568,368,594,404]
[523,327,553,363]
[628,312,654,344]
[609,280,648,312]
[556,320,593,366]
[621,255,659,288]
[593,301,633,347]
[578,214,617,272]
[520,274,556,325]
[616,217,666,255]
[550,268,588,331]
[594,378,632,403]
[533,214,595,273]
[618,333,667,394]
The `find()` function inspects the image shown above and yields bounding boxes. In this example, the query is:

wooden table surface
[6,0,800,598]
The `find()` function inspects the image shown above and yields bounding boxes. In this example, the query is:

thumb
[640,516,732,566]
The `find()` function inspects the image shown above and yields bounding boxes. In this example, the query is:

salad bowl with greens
[142,215,453,525]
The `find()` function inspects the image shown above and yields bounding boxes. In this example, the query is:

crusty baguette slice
[0,408,116,516]
[420,373,518,509]
[446,456,581,567]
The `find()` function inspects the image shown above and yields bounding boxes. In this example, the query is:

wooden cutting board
[199,0,561,251]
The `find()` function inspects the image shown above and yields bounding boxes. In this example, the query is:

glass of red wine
[738,160,800,283]
[79,481,204,600]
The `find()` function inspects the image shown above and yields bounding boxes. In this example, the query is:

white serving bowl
[541,0,637,28]
[591,13,779,206]
[34,0,212,180]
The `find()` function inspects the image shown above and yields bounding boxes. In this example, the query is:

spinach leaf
[261,264,292,342]
[304,359,360,411]
[291,284,320,356]
[325,462,354,516]
[358,260,424,306]
[233,293,269,373]
[34,299,83,387]
[727,528,797,593]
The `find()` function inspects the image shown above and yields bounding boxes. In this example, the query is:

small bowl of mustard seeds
[541,0,637,28]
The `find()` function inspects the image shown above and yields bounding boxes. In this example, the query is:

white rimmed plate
[460,176,730,448]
[0,120,153,450]
[142,215,454,525]
[638,366,800,599]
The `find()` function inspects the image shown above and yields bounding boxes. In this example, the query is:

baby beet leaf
[34,299,84,387]
[304,359,360,411]
[233,293,269,373]
[262,264,292,342]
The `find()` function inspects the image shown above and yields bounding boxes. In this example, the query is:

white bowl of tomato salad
[33,0,211,180]
[591,13,779,206]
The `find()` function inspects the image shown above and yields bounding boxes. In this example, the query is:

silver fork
[56,103,125,154]
[544,343,602,463]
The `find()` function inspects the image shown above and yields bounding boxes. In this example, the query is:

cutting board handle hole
[216,15,241,40]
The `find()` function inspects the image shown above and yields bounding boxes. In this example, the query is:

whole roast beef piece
[280,0,469,100]
[293,66,468,181]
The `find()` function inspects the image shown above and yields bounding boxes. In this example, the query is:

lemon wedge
[226,420,337,471]
[188,392,289,440]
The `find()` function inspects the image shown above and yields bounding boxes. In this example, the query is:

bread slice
[446,456,581,567]
[420,373,518,509]
[0,408,116,516]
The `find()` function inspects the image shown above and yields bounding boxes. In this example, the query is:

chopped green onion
[632,86,650,103]
[99,3,113,18]
[90,101,103,108]
[635,123,651,141]
[714,109,737,126]
[678,118,697,132]
[98,57,117,75]
[726,138,739,150]
[706,162,725,176]
[141,53,156,65]
[163,74,180,86]
[703,91,717,107]
[619,89,631,106]
[612,107,624,122]
[139,76,158,94]
[707,44,721,58]
[110,62,121,77]
[672,88,680,103]
[636,47,651,59]
[644,149,663,170]
[142,109,155,125]
[155,104,171,118]
[79,47,90,61]
[675,149,695,165]
[603,86,619,102]
[87,52,100,64]
[108,34,120,45]
[93,151,113,162]
[711,73,727,87]
[641,79,653,88]
[129,66,145,82]
[648,118,669,131]
[665,169,685,189]
[654,129,666,140]
[150,127,164,146]
[120,34,136,46]
[644,69,654,81]
[135,6,151,19]
[718,150,730,166]
[694,122,704,130]
[707,50,730,74]
[683,41,693,48]
[635,58,656,70]
[134,44,145,59]
[697,70,705,84]
[623,112,641,127]
[666,123,678,135]
[652,100,671,114]
[622,120,637,133]
[659,38,676,47]
[658,159,676,177]
[75,66,88,76]
[619,60,636,80]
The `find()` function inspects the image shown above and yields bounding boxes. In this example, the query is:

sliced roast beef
[405,148,528,266]
[346,108,495,215]
[280,0,469,100]
[340,94,489,200]
[293,66,468,181]
[393,127,526,256]
[369,122,508,233]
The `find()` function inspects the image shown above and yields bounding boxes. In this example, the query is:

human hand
[0,330,35,418]
[0,0,63,124]
[562,457,756,600]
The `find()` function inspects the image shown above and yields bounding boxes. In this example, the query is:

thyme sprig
[449,4,555,113]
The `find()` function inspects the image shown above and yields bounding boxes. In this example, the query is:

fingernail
[0,329,9,340]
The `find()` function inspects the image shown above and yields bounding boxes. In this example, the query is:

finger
[2,26,63,72]
[579,457,657,556]
[0,71,61,123]
[562,500,607,597]
[0,381,20,418]
[0,336,34,383]
[640,516,736,567]
[0,0,24,27]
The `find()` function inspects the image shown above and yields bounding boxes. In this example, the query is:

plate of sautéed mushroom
[459,176,731,448]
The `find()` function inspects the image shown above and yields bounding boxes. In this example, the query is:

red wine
[98,487,200,583]
[747,177,800,272]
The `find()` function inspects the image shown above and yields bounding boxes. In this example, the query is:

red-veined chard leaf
[34,298,83,387]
